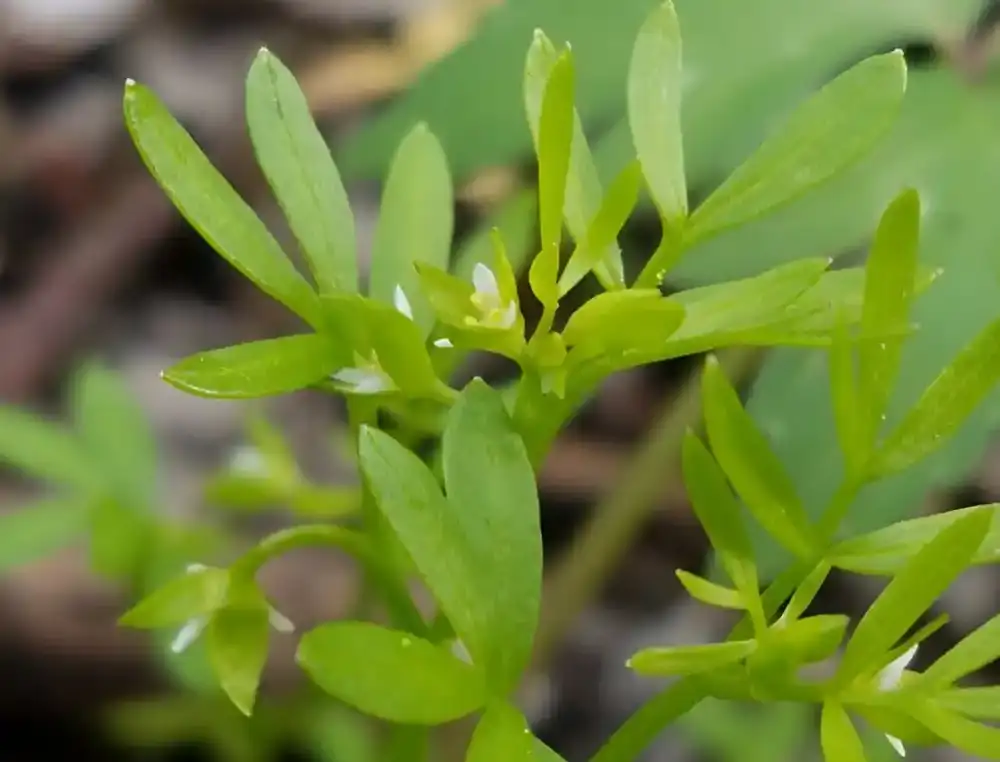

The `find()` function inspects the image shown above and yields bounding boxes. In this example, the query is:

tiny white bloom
[393,285,414,320]
[433,338,454,349]
[469,263,517,330]
[330,352,395,395]
[876,644,918,757]
[229,446,265,476]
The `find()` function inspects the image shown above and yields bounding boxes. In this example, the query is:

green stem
[634,226,684,289]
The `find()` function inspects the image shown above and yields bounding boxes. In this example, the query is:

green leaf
[558,159,642,296]
[369,123,454,335]
[89,496,152,580]
[680,431,757,603]
[123,80,322,328]
[246,48,357,294]
[936,687,1000,720]
[821,702,868,762]
[829,505,1000,575]
[701,355,815,557]
[162,334,340,399]
[676,569,743,610]
[920,613,1000,688]
[120,565,230,628]
[440,379,541,693]
[0,406,97,492]
[829,315,865,479]
[779,561,831,623]
[628,0,685,224]
[71,361,157,507]
[465,702,536,762]
[685,51,907,245]
[297,621,487,724]
[871,316,1000,477]
[358,427,486,675]
[207,606,270,716]
[628,639,756,677]
[563,290,685,363]
[834,508,991,685]
[857,188,921,451]
[536,50,574,253]
[908,701,1000,760]
[0,498,89,573]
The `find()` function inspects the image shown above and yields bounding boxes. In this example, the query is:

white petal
[879,644,918,691]
[331,367,391,394]
[268,607,295,633]
[472,262,500,299]
[498,300,517,330]
[433,338,454,348]
[229,446,265,476]
[170,617,207,654]
[886,733,906,757]
[394,285,414,320]
[450,638,473,665]
[185,563,208,574]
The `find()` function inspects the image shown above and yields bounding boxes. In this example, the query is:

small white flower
[228,446,265,476]
[876,644,918,757]
[469,263,517,330]
[330,352,395,395]
[433,338,454,349]
[168,564,294,655]
[450,638,473,665]
[393,285,414,320]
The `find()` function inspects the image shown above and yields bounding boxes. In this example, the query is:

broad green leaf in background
[701,356,815,557]
[441,380,541,693]
[89,496,152,580]
[872,316,1000,477]
[207,606,270,716]
[297,622,487,724]
[465,702,536,762]
[821,702,868,762]
[246,48,357,295]
[628,0,685,227]
[358,427,486,672]
[120,565,230,628]
[683,51,907,249]
[828,504,1000,575]
[123,81,322,329]
[920,613,1000,688]
[0,498,89,573]
[856,188,921,453]
[834,509,990,685]
[0,407,96,492]
[163,334,340,399]
[71,362,157,507]
[628,639,756,677]
[536,50,574,254]
[368,124,453,335]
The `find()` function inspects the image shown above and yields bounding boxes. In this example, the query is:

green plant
[3,2,1000,761]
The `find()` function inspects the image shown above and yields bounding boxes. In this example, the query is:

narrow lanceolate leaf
[123,81,322,328]
[246,48,357,294]
[466,702,536,762]
[908,702,1000,760]
[0,498,90,573]
[872,316,1000,477]
[119,566,230,628]
[358,427,486,672]
[369,123,454,334]
[524,31,623,289]
[675,569,744,610]
[937,687,1000,720]
[537,51,575,253]
[680,432,758,602]
[685,51,907,245]
[0,407,97,492]
[857,188,921,448]
[162,334,340,399]
[628,0,686,224]
[701,356,816,557]
[71,361,157,507]
[920,613,1000,688]
[441,380,541,694]
[820,703,868,762]
[829,316,865,479]
[558,160,642,296]
[628,640,756,677]
[207,606,270,716]
[835,509,991,685]
[297,622,487,725]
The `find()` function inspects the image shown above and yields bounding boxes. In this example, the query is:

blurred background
[2,0,1000,760]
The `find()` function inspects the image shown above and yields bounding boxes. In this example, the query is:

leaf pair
[297,381,542,725]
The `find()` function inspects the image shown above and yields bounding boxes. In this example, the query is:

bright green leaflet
[207,606,270,716]
[465,702,536,762]
[123,81,322,329]
[120,566,230,628]
[676,570,743,609]
[162,334,340,399]
[536,51,574,253]
[820,702,867,762]
[296,621,487,725]
[368,123,454,335]
[246,48,357,295]
[628,640,756,676]
[0,498,90,573]
[919,613,1000,688]
[628,0,685,225]
[441,380,542,693]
